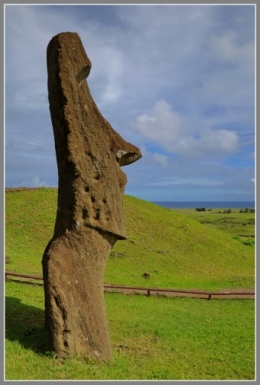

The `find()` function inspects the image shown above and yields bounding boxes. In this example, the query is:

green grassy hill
[5,188,254,290]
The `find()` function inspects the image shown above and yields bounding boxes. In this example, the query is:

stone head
[47,32,142,239]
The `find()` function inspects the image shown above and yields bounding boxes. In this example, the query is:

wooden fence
[5,270,255,300]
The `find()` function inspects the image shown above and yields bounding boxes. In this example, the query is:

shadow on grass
[5,296,52,356]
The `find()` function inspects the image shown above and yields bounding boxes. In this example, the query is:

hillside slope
[5,188,254,290]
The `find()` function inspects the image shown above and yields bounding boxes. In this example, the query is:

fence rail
[5,270,255,300]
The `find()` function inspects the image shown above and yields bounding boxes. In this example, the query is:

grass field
[5,281,255,380]
[173,207,255,246]
[4,188,255,380]
[5,188,255,290]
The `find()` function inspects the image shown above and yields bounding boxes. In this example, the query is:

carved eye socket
[76,65,91,83]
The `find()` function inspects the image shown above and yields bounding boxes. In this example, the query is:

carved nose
[116,150,142,166]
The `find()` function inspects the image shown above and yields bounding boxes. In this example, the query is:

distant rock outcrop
[42,32,142,361]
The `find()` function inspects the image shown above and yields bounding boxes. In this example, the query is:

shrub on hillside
[240,208,255,213]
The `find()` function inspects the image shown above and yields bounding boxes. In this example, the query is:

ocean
[151,201,255,209]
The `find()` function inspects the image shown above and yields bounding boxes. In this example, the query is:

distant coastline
[152,201,255,209]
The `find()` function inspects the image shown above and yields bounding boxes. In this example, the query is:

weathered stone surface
[42,32,142,361]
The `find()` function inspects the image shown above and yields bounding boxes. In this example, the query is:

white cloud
[134,145,169,168]
[148,177,224,187]
[189,29,255,125]
[234,190,254,195]
[134,100,239,157]
[135,100,185,142]
[153,153,168,167]
[210,30,255,68]
[22,176,47,187]
[94,47,124,104]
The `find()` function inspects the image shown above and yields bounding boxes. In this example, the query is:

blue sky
[5,4,255,201]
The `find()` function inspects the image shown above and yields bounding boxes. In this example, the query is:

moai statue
[42,32,142,361]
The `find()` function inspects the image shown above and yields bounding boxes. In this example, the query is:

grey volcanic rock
[42,32,142,361]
